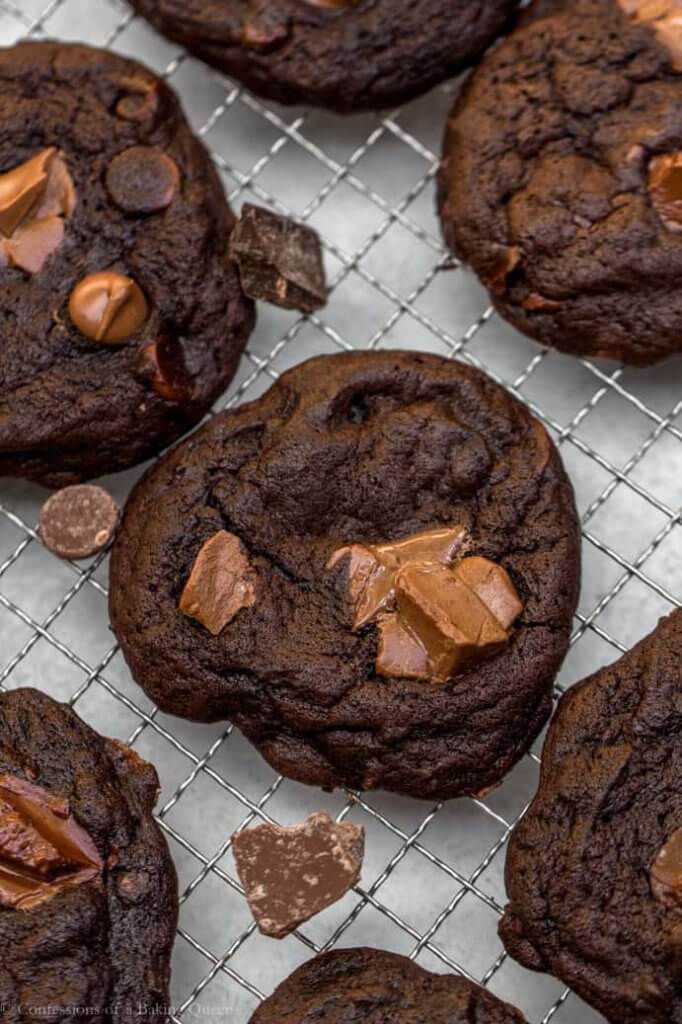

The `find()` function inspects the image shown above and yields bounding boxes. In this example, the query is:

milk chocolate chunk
[229,203,327,312]
[0,147,76,274]
[0,773,102,911]
[651,827,682,906]
[69,271,149,344]
[648,151,682,231]
[232,812,364,939]
[330,527,522,685]
[106,146,180,215]
[39,484,120,560]
[179,530,258,635]
[328,525,468,629]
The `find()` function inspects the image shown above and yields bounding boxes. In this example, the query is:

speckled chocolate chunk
[110,350,580,801]
[501,609,682,1024]
[230,204,327,313]
[249,948,527,1023]
[0,688,177,1022]
[128,0,522,113]
[439,0,682,365]
[232,812,364,938]
[0,40,253,488]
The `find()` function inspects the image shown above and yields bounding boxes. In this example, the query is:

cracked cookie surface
[501,609,682,1024]
[0,688,177,1024]
[439,0,682,365]
[110,349,580,800]
[0,41,253,487]
[129,0,520,113]
[250,947,527,1022]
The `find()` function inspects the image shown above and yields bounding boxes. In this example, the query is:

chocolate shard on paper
[232,811,364,939]
[229,203,327,313]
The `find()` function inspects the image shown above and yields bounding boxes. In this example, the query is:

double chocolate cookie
[439,0,682,365]
[501,609,682,1024]
[0,41,253,487]
[110,350,580,801]
[249,947,527,1023]
[129,0,521,114]
[0,688,177,1021]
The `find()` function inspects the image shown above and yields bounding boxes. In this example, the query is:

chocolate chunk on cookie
[439,0,682,365]
[129,0,522,114]
[0,40,254,488]
[250,948,527,1023]
[500,609,682,1024]
[110,350,580,800]
[0,688,177,1021]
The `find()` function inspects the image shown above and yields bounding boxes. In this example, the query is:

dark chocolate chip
[106,146,180,215]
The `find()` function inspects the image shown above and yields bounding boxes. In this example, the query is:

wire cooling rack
[3,2,682,1022]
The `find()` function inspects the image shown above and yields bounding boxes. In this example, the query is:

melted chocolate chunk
[0,773,102,911]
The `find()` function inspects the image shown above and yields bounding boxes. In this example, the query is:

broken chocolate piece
[328,525,468,629]
[0,148,76,274]
[0,773,102,911]
[651,827,682,906]
[39,484,120,560]
[229,203,327,312]
[329,527,523,684]
[179,530,258,635]
[232,811,364,939]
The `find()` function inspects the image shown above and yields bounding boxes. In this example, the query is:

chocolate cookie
[128,0,521,114]
[439,0,682,365]
[110,350,580,801]
[500,609,682,1024]
[249,947,527,1022]
[0,40,253,488]
[0,687,177,1022]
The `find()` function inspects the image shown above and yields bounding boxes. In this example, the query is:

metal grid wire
[1,1,682,1021]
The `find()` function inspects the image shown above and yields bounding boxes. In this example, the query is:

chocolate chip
[69,271,149,344]
[106,146,180,215]
[229,203,327,312]
[39,484,120,560]
[0,773,102,912]
[139,336,194,403]
[179,530,258,635]
[116,869,151,905]
[232,812,364,939]
[618,0,682,72]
